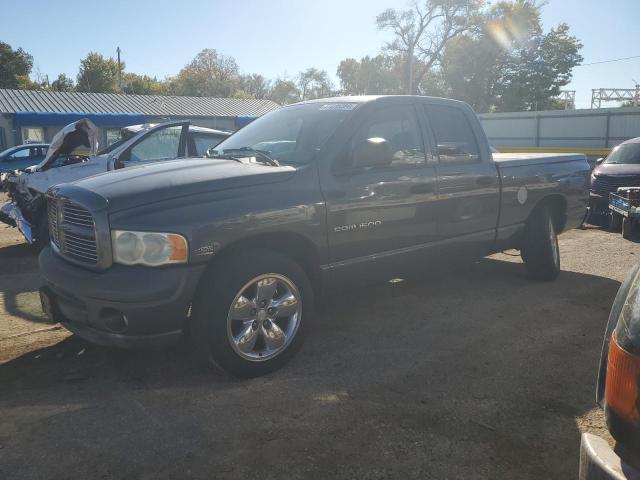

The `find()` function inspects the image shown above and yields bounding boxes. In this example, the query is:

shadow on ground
[0,242,47,325]
[0,256,620,480]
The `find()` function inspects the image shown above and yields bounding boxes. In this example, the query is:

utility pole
[116,46,122,90]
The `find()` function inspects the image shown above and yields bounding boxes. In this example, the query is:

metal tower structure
[556,90,576,110]
[591,86,640,109]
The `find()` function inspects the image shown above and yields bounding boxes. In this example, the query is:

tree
[170,49,240,97]
[440,0,582,112]
[0,41,34,89]
[76,52,120,93]
[496,23,583,111]
[120,73,167,95]
[337,55,404,95]
[266,78,300,105]
[297,68,334,100]
[239,74,271,99]
[376,0,482,94]
[51,73,75,92]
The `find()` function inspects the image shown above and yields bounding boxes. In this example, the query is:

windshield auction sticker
[319,103,357,111]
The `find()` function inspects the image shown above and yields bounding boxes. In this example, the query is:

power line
[576,55,640,67]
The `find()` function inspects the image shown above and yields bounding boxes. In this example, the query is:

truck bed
[493,152,587,168]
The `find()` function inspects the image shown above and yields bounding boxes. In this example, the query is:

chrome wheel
[549,217,559,266]
[226,273,302,362]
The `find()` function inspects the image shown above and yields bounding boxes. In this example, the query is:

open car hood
[35,119,98,171]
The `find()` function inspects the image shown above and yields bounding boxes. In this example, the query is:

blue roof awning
[13,111,146,128]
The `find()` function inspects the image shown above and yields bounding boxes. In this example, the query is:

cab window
[8,148,32,161]
[350,105,426,169]
[128,126,182,163]
[192,133,226,156]
[426,105,480,164]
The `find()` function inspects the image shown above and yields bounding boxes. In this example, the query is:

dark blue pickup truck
[38,95,590,377]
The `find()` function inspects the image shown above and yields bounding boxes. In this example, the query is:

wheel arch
[203,231,323,295]
[528,194,568,234]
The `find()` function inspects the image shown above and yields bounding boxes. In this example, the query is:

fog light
[101,308,129,334]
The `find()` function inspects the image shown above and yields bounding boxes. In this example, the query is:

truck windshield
[605,143,640,164]
[214,103,358,165]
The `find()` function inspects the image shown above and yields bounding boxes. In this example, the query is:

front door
[321,102,438,284]
[118,123,189,168]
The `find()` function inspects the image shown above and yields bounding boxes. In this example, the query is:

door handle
[476,176,496,186]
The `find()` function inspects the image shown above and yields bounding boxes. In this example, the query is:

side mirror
[352,137,392,169]
[596,157,605,165]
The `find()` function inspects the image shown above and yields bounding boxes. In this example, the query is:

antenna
[117,46,122,90]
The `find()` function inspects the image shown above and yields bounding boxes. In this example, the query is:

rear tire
[190,249,314,378]
[608,212,623,232]
[521,205,561,281]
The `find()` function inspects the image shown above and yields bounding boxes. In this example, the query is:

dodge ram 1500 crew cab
[38,96,590,377]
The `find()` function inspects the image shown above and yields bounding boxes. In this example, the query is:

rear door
[322,100,439,282]
[423,103,499,252]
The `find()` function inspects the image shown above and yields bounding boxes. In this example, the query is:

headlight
[111,230,188,266]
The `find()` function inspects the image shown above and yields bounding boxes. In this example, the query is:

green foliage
[121,73,167,95]
[336,55,403,95]
[265,78,300,105]
[297,68,334,101]
[0,41,34,89]
[433,0,582,111]
[239,74,271,99]
[169,49,240,97]
[496,23,583,111]
[376,0,483,94]
[2,1,584,113]
[76,52,121,93]
[50,73,75,92]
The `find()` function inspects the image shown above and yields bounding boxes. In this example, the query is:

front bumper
[0,201,32,242]
[579,433,640,480]
[39,247,205,348]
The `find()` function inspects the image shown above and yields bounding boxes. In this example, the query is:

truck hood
[74,158,297,212]
[37,118,98,171]
[594,163,640,176]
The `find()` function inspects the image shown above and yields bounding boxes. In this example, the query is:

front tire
[521,205,561,281]
[190,249,313,378]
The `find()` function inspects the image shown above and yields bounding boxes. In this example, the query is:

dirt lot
[0,206,637,479]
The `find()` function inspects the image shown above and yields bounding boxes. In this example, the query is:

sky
[1,0,639,109]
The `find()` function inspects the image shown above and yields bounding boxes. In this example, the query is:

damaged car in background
[0,119,231,246]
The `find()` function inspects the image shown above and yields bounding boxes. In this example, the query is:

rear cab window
[425,104,480,165]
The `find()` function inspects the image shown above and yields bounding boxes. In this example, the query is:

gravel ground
[0,209,637,479]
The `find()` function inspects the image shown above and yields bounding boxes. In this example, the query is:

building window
[21,127,45,144]
[105,128,122,147]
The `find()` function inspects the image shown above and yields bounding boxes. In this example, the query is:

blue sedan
[0,144,49,173]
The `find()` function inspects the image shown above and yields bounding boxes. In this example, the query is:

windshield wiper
[222,147,280,167]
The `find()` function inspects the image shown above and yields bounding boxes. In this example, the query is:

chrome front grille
[62,203,94,228]
[47,197,98,266]
[591,175,640,196]
[48,200,60,248]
